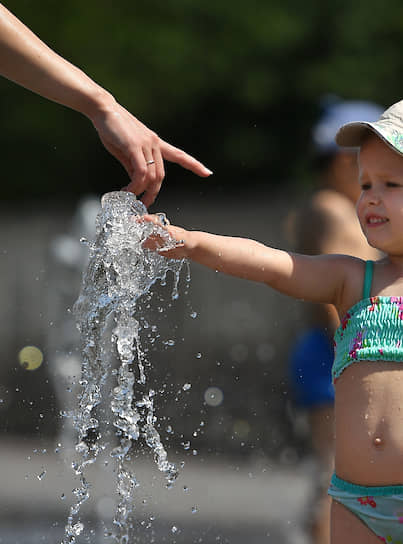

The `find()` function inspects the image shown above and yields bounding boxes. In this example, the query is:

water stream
[62,191,185,543]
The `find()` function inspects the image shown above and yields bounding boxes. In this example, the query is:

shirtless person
[288,99,382,544]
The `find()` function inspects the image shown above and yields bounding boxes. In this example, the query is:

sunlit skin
[357,136,403,258]
[287,148,379,544]
[0,4,212,206]
[142,134,403,543]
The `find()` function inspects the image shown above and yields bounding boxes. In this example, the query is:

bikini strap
[362,260,374,299]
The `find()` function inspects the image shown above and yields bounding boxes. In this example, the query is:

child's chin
[364,234,383,251]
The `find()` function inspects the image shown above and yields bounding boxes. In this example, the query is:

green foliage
[1,0,402,198]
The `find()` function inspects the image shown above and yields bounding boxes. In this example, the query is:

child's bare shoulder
[333,255,367,316]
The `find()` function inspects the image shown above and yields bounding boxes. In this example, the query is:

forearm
[0,4,114,118]
[146,217,347,305]
[184,230,291,285]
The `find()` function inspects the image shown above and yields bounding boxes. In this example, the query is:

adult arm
[0,4,212,205]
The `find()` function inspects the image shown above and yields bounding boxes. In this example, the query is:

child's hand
[140,214,189,259]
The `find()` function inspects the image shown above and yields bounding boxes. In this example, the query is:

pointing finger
[160,141,212,177]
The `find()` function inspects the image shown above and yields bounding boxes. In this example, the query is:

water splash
[62,191,184,543]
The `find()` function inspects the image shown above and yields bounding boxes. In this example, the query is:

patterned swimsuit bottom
[329,474,403,543]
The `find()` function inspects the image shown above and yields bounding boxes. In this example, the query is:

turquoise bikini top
[332,260,403,383]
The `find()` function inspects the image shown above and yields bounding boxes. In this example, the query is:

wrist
[78,83,117,121]
[182,230,195,258]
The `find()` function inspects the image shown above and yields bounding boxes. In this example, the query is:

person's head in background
[312,98,383,203]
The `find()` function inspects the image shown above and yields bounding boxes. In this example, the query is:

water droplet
[191,506,198,514]
[171,526,178,534]
[196,352,202,359]
[183,485,189,493]
[182,383,191,391]
[204,386,224,407]
[37,470,46,481]
[182,441,191,450]
[72,522,84,536]
[61,493,66,500]
[190,311,198,319]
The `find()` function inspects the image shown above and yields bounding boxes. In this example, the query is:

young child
[287,99,382,544]
[144,99,403,544]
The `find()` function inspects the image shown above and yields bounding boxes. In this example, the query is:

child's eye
[386,181,400,188]
[361,183,371,190]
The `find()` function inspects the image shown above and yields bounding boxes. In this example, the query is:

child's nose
[367,189,382,205]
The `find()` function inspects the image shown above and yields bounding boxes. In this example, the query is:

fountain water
[62,191,185,543]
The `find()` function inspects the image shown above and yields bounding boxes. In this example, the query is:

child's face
[356,135,403,255]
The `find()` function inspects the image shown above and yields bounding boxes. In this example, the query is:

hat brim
[336,121,403,156]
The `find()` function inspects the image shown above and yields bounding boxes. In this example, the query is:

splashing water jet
[62,191,185,543]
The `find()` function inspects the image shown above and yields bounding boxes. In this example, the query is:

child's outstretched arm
[143,217,351,308]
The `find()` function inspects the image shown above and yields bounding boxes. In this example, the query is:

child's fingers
[135,213,161,228]
[138,213,165,226]
[133,214,187,259]
[157,242,185,253]
[156,212,170,226]
[156,243,186,261]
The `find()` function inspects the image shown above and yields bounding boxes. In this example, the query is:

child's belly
[335,361,403,485]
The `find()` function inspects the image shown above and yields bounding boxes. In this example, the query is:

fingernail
[205,168,213,175]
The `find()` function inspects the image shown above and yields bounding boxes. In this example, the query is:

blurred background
[1,1,403,542]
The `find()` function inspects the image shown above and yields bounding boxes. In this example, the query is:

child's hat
[336,99,403,156]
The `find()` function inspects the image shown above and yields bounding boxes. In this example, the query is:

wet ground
[0,519,305,544]
[0,437,312,544]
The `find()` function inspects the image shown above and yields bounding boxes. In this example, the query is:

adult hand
[91,101,212,208]
[0,3,212,207]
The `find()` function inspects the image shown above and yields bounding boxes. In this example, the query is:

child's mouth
[366,215,389,227]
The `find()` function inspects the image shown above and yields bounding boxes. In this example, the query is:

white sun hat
[336,99,403,156]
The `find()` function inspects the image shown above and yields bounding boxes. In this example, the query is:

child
[287,99,382,544]
[143,99,403,544]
